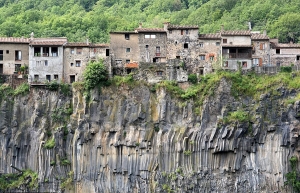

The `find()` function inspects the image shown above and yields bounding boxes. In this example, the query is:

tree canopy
[0,0,299,43]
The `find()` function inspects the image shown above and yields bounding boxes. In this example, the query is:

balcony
[224,53,251,59]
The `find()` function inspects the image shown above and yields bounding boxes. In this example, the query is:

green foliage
[60,171,74,189]
[72,81,84,91]
[0,169,38,191]
[51,106,72,124]
[154,126,160,132]
[226,110,250,124]
[111,74,134,86]
[60,158,71,166]
[46,81,59,91]
[60,83,72,96]
[184,150,192,156]
[285,156,300,192]
[162,184,173,193]
[50,160,56,166]
[13,83,29,96]
[188,73,198,84]
[44,137,55,149]
[280,66,292,73]
[83,60,108,90]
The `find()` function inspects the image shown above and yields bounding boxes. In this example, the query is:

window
[185,30,189,35]
[44,60,48,66]
[216,42,220,46]
[153,58,159,63]
[106,49,110,56]
[15,64,21,72]
[242,61,247,68]
[70,75,75,83]
[52,47,58,57]
[199,55,205,60]
[71,48,74,54]
[169,30,172,34]
[42,47,49,56]
[260,43,265,50]
[126,59,130,63]
[223,39,227,44]
[181,30,183,35]
[276,49,280,54]
[145,34,150,39]
[126,48,131,52]
[199,42,204,47]
[200,68,204,75]
[157,71,163,76]
[210,56,214,61]
[297,56,300,60]
[75,60,81,67]
[34,74,39,81]
[276,61,280,67]
[156,46,160,53]
[54,74,58,80]
[34,47,41,56]
[224,61,228,67]
[36,61,41,65]
[15,50,22,60]
[145,34,156,39]
[253,58,259,66]
[184,43,188,49]
[46,75,51,82]
[70,63,74,67]
[176,56,180,59]
[125,34,130,40]
[77,48,82,54]
[151,34,156,38]
[145,45,149,49]
[0,50,3,60]
[6,50,9,54]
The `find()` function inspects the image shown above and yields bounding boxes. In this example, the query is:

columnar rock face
[0,80,299,192]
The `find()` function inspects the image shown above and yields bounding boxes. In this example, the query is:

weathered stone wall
[0,81,300,192]
[252,40,270,66]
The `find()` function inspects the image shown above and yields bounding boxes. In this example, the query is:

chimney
[30,32,34,40]
[139,23,142,28]
[221,25,224,33]
[86,38,89,45]
[164,22,170,31]
[263,30,266,36]
[248,22,252,31]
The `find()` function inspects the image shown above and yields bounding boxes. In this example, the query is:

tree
[83,60,108,90]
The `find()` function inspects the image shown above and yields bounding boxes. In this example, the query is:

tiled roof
[90,43,109,47]
[167,25,198,30]
[221,30,251,36]
[110,31,137,34]
[30,38,67,46]
[271,43,300,48]
[65,42,90,47]
[0,37,29,43]
[251,33,269,40]
[198,33,221,39]
[222,44,252,47]
[135,28,166,33]
[125,62,139,68]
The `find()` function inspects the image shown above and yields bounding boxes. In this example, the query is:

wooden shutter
[259,43,263,50]
[259,58,263,66]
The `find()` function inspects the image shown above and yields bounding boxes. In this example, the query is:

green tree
[83,60,108,90]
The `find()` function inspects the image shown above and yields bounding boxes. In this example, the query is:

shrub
[280,66,292,73]
[226,110,249,124]
[188,74,198,84]
[83,60,108,90]
[285,156,300,192]
[60,83,71,96]
[60,158,71,166]
[46,81,59,91]
[184,150,192,156]
[44,137,55,149]
[13,83,29,96]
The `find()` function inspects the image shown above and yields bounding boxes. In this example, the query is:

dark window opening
[54,74,58,80]
[77,48,82,54]
[34,47,40,56]
[156,47,160,56]
[0,50,3,60]
[242,61,247,68]
[216,42,220,46]
[223,39,227,44]
[153,58,159,63]
[46,75,51,82]
[176,56,180,59]
[15,64,21,72]
[71,63,74,67]
[199,42,204,47]
[224,61,228,67]
[44,60,48,66]
[184,43,188,49]
[0,64,3,74]
[276,61,280,67]
[70,75,75,83]
[42,47,49,57]
[186,30,189,35]
[126,68,132,74]
[297,56,300,60]
[276,49,280,54]
[181,30,183,35]
[75,60,81,67]
[157,71,163,76]
[34,74,39,81]
[146,45,149,49]
[106,49,110,56]
[15,50,22,60]
[125,34,130,40]
[126,48,131,52]
[169,30,172,34]
[6,50,9,54]
[200,68,204,75]
[52,47,58,56]
[126,59,130,63]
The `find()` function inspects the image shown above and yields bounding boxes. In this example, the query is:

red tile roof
[251,33,269,40]
[125,62,139,68]
[221,30,251,36]
[167,25,198,30]
[199,33,221,39]
[271,43,300,48]
[222,44,252,48]
[30,38,67,46]
[0,37,29,43]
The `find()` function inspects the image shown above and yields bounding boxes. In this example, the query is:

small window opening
[276,49,280,54]
[70,75,75,83]
[6,50,9,54]
[126,68,132,74]
[70,63,74,67]
[184,43,188,49]
[34,74,39,81]
[199,42,204,47]
[181,30,183,35]
[126,59,130,63]
[176,56,180,59]
[75,60,81,67]
[223,39,227,44]
[157,71,163,76]
[125,34,130,40]
[216,42,220,46]
[44,60,48,66]
[106,49,110,56]
[297,56,300,60]
[46,75,51,82]
[126,48,131,52]
[54,74,58,80]
[145,45,149,49]
[52,47,58,56]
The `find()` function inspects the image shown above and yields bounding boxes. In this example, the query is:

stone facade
[28,37,67,83]
[270,41,300,66]
[0,38,29,75]
[63,43,109,83]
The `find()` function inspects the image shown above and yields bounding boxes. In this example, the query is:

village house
[63,42,109,83]
[0,37,29,75]
[28,34,67,84]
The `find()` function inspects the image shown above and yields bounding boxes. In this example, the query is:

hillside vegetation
[0,0,299,43]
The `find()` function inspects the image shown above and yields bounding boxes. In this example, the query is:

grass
[44,137,55,149]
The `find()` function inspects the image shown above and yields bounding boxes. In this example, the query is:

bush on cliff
[83,60,108,90]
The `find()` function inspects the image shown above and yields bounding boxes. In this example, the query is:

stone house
[0,37,29,75]
[28,36,67,84]
[251,31,270,67]
[270,39,300,67]
[63,42,109,83]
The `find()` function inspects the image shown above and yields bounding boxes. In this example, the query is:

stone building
[28,36,67,83]
[0,37,29,75]
[63,42,109,83]
[165,22,199,73]
[251,31,270,67]
[270,39,300,67]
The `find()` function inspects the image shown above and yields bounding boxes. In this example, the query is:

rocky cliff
[0,78,299,193]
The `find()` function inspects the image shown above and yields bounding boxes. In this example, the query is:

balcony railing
[224,53,251,59]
